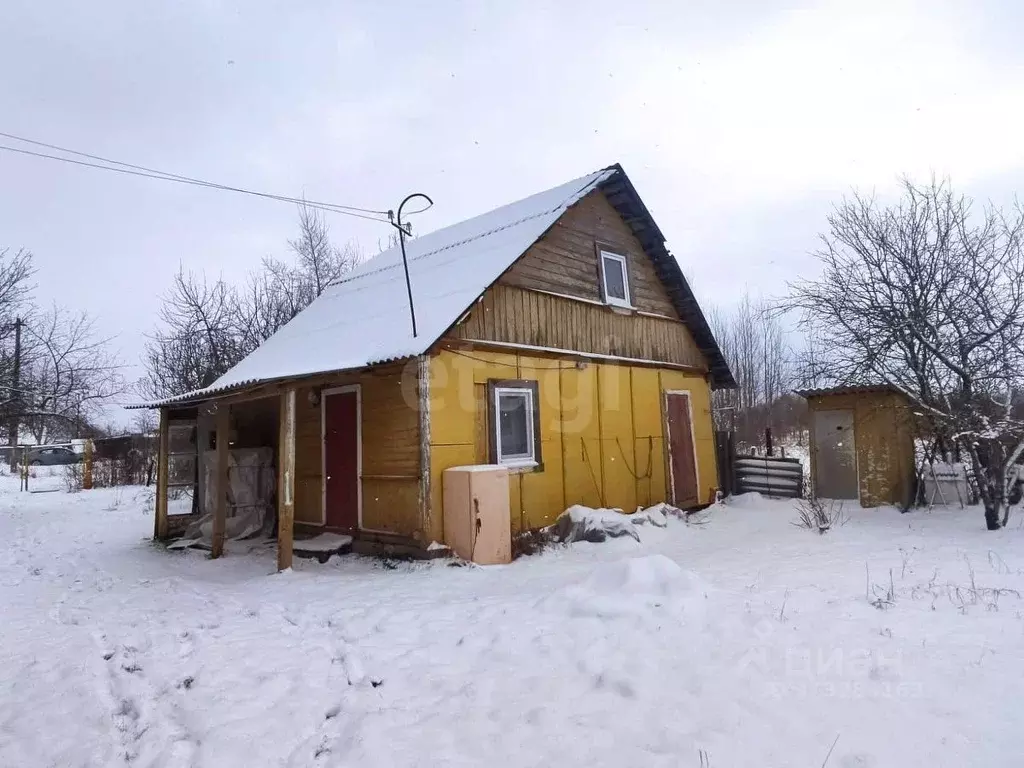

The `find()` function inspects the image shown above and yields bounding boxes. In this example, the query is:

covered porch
[153,387,301,570]
[150,362,430,571]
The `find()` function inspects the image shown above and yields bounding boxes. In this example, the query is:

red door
[666,393,699,507]
[323,390,359,531]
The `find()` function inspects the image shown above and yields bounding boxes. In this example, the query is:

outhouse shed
[798,385,916,508]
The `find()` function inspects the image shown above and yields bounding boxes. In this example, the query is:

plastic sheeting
[172,447,276,548]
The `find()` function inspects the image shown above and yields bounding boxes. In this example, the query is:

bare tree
[788,177,1024,529]
[0,247,124,449]
[0,248,34,319]
[143,204,363,399]
[0,248,36,402]
[287,202,361,303]
[0,248,36,454]
[707,304,736,432]
[142,268,240,399]
[131,408,157,436]
[376,229,403,254]
[733,294,763,414]
[709,291,794,448]
[761,308,788,407]
[233,262,297,356]
[17,306,124,442]
[796,328,828,390]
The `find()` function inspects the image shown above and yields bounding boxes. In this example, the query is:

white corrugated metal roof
[145,167,615,406]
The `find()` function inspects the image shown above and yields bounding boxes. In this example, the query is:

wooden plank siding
[501,190,679,317]
[447,189,706,371]
[292,361,423,536]
[450,284,706,370]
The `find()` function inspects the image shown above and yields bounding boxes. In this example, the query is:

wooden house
[798,385,916,507]
[141,164,734,568]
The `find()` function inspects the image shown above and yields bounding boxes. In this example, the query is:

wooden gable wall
[446,190,708,372]
[502,190,679,316]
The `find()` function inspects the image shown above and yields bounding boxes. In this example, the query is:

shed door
[323,389,360,531]
[812,409,857,499]
[666,393,699,507]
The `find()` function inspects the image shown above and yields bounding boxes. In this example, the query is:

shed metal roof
[796,384,906,399]
[139,164,734,408]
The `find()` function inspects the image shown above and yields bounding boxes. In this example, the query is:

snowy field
[1,479,1022,767]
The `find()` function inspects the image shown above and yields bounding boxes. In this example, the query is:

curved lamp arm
[390,192,434,337]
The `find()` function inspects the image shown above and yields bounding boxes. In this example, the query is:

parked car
[25,446,82,466]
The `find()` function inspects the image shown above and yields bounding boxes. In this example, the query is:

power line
[0,130,391,216]
[0,133,392,224]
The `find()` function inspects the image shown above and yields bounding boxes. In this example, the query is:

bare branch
[786,176,1024,529]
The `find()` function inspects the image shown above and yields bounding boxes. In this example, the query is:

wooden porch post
[211,403,229,558]
[154,408,170,540]
[277,387,296,571]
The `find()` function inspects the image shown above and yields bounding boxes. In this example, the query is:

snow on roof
[147,168,616,406]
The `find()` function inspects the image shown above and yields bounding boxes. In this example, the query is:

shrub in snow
[512,527,554,557]
[793,496,846,534]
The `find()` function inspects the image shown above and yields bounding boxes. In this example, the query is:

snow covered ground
[1,478,1022,767]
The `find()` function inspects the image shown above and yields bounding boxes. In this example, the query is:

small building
[798,385,916,507]
[137,164,734,568]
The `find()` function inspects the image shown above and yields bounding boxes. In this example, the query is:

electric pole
[8,317,21,471]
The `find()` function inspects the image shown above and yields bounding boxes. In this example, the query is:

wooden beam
[211,403,230,558]
[149,362,405,411]
[153,408,170,540]
[277,388,296,572]
[441,338,708,375]
[417,356,431,542]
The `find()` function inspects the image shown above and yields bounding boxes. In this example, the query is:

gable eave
[596,167,736,389]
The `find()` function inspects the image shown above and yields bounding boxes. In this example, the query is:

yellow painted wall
[427,348,718,541]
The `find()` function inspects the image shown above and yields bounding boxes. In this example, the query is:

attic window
[600,250,631,308]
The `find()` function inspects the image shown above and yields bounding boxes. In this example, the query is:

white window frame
[599,250,631,308]
[493,386,537,467]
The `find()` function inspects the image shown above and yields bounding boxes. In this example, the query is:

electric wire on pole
[0,131,437,340]
[0,132,391,223]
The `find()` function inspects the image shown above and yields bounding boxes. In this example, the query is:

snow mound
[551,555,710,620]
[582,554,695,597]
[724,491,768,508]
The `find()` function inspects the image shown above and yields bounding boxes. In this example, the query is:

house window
[487,380,542,468]
[600,250,631,308]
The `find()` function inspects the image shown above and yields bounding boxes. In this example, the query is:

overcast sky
[2,0,1023,421]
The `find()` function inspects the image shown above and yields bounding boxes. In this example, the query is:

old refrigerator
[443,465,511,565]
